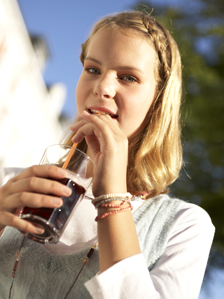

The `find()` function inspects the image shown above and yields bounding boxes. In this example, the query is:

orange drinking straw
[62,143,78,169]
[61,112,102,169]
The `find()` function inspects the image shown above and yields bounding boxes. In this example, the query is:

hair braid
[141,15,172,93]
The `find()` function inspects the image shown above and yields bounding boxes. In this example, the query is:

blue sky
[16,1,224,298]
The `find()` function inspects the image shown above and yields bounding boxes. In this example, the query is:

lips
[88,108,118,119]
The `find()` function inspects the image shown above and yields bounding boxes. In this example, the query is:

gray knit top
[0,194,181,299]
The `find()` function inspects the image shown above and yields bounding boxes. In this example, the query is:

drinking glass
[19,144,95,244]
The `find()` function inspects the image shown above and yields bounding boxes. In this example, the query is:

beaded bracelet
[100,201,132,209]
[91,193,132,205]
[95,206,133,221]
[94,197,132,209]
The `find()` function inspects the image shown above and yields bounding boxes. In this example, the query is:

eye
[120,75,138,83]
[86,67,100,74]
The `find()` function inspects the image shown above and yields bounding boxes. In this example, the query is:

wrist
[92,182,127,198]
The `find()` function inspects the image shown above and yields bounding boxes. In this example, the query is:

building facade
[0,0,67,168]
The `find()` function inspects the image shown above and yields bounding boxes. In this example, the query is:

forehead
[89,26,153,47]
[86,27,156,62]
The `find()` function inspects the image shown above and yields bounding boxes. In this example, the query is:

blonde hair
[64,11,183,199]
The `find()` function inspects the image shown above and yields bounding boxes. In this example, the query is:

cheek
[124,92,153,119]
[120,91,154,135]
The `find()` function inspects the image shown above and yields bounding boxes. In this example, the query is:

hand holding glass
[19,144,95,244]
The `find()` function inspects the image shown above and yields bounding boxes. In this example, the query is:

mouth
[88,109,118,119]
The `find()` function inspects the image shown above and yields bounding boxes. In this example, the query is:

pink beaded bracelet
[95,206,133,222]
[94,197,131,209]
[99,201,132,209]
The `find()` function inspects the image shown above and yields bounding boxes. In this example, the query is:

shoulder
[170,200,215,244]
[175,200,214,230]
[153,194,215,234]
[141,194,215,243]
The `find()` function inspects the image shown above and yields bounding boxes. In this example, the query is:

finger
[72,114,108,135]
[81,111,121,137]
[9,165,68,183]
[3,192,63,211]
[10,176,72,197]
[71,111,117,134]
[72,121,102,143]
[70,119,90,135]
[71,111,128,158]
[85,134,101,156]
[0,212,44,235]
[81,113,124,146]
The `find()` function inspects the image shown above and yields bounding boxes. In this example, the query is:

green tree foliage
[135,0,224,269]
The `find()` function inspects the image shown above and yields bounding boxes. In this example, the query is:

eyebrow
[85,56,144,74]
[85,56,102,65]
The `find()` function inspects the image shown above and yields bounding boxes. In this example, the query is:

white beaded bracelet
[91,193,132,205]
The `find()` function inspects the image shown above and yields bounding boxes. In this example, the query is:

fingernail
[62,186,72,196]
[35,227,44,234]
[82,110,90,116]
[57,168,67,176]
[52,198,63,206]
[70,124,76,130]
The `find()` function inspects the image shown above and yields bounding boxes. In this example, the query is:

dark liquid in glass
[20,178,86,243]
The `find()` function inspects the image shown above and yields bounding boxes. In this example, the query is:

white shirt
[85,201,215,299]
[0,167,215,299]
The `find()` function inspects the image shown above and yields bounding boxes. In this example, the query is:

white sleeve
[85,202,215,299]
[0,167,24,187]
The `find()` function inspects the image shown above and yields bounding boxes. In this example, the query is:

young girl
[0,11,214,299]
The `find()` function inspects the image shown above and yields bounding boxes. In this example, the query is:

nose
[93,75,116,99]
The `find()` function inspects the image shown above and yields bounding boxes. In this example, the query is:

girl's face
[76,28,157,140]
